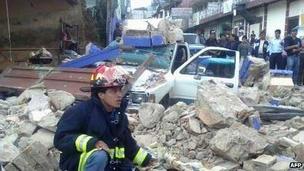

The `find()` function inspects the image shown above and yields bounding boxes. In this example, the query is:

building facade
[188,0,304,39]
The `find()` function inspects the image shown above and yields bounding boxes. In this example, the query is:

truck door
[170,48,240,100]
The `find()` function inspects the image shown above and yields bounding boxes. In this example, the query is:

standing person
[218,33,228,48]
[226,34,239,50]
[205,30,218,47]
[54,64,154,171]
[250,31,257,48]
[284,28,302,85]
[268,29,284,69]
[113,23,122,41]
[238,35,252,60]
[252,30,269,60]
[197,30,206,45]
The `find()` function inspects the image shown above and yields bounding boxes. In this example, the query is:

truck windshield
[114,45,173,70]
[181,51,236,78]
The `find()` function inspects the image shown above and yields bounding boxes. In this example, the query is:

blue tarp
[60,44,120,68]
[123,35,165,48]
[123,36,151,47]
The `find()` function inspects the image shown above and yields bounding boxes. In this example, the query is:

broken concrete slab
[48,89,75,111]
[164,102,188,116]
[210,123,269,162]
[196,80,254,128]
[242,159,271,171]
[211,161,240,171]
[293,144,304,162]
[292,131,304,144]
[7,142,59,170]
[17,83,53,122]
[0,100,9,110]
[30,129,54,149]
[284,116,304,130]
[252,154,276,167]
[8,104,27,116]
[238,87,260,105]
[242,57,269,87]
[0,142,20,163]
[0,109,8,115]
[138,103,165,128]
[134,134,157,147]
[4,163,19,171]
[188,117,203,134]
[37,113,59,132]
[163,111,179,123]
[17,136,31,150]
[5,96,19,106]
[278,137,300,148]
[270,161,290,171]
[18,121,37,137]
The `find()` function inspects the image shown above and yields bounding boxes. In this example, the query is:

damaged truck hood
[121,66,166,92]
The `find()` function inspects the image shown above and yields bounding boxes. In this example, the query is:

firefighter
[54,64,153,171]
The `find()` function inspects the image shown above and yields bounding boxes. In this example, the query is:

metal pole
[5,0,12,62]
[106,0,112,45]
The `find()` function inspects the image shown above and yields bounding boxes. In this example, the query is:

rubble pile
[0,83,74,170]
[133,81,304,171]
[1,79,304,171]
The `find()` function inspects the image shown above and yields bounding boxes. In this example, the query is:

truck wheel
[160,94,170,109]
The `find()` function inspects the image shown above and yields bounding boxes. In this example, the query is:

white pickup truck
[114,43,240,108]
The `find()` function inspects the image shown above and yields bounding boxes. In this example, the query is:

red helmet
[90,64,130,88]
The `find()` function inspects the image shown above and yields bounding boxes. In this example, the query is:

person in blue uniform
[54,64,154,171]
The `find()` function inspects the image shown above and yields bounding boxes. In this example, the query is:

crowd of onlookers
[196,28,304,85]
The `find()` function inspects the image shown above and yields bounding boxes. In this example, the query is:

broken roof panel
[0,66,93,100]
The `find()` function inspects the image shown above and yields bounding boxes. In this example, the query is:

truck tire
[160,94,170,109]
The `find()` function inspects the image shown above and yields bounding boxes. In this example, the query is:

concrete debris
[242,57,269,87]
[196,80,254,128]
[270,161,290,171]
[8,104,27,116]
[1,73,304,171]
[48,89,75,111]
[17,137,31,150]
[0,100,9,110]
[163,111,179,123]
[30,129,54,149]
[278,137,300,148]
[18,121,37,137]
[210,123,269,162]
[210,161,240,171]
[18,83,52,122]
[238,87,261,105]
[293,144,304,162]
[292,131,304,144]
[134,134,157,147]
[0,142,20,163]
[252,154,277,167]
[188,117,203,134]
[138,103,165,128]
[37,111,61,132]
[5,96,19,106]
[284,116,304,130]
[5,142,59,170]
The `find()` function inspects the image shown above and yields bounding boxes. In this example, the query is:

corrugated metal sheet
[0,66,93,100]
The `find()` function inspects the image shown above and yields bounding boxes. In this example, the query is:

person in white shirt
[252,30,269,60]
[268,29,284,69]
